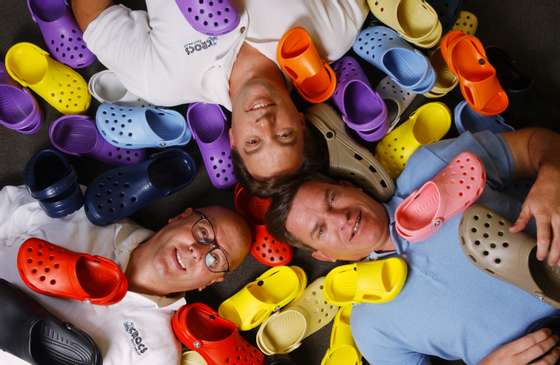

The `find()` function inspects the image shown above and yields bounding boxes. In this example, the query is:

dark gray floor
[1,1,559,364]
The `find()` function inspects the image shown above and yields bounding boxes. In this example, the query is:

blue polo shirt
[350,131,558,365]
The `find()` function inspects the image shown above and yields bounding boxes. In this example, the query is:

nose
[187,243,206,262]
[326,209,351,234]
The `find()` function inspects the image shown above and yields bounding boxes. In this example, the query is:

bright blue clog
[454,100,514,134]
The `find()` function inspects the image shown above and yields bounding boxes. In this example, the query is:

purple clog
[0,63,43,134]
[175,0,240,36]
[332,56,388,142]
[27,0,96,69]
[49,115,146,166]
[186,103,236,189]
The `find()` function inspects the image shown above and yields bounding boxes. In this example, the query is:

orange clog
[277,27,336,103]
[440,31,509,116]
[234,184,293,267]
[17,238,127,305]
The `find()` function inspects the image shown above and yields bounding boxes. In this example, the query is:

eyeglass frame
[191,209,230,273]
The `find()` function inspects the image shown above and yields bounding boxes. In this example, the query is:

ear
[168,208,193,223]
[197,276,224,291]
[229,128,236,148]
[311,250,336,262]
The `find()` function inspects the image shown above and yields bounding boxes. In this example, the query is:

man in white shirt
[71,0,368,189]
[0,185,251,365]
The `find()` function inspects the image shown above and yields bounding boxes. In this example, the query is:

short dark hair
[265,173,334,251]
[231,125,326,197]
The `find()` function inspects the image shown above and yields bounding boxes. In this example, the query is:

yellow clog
[182,351,207,365]
[219,266,307,331]
[5,42,90,114]
[323,258,408,306]
[321,305,362,365]
[375,102,451,178]
[452,11,479,35]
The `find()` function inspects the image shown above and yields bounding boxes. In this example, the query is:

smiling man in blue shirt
[265,123,560,365]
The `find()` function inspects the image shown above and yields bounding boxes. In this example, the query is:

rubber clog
[182,351,207,365]
[27,0,96,69]
[375,76,417,131]
[218,266,307,331]
[424,47,459,98]
[0,278,102,365]
[17,238,128,305]
[306,103,395,202]
[88,70,150,106]
[375,102,451,178]
[85,149,197,226]
[0,62,43,135]
[96,103,191,149]
[353,26,435,93]
[460,204,560,309]
[320,305,362,365]
[331,56,388,142]
[395,152,486,242]
[454,100,514,134]
[24,149,83,218]
[367,0,442,48]
[5,42,91,114]
[175,0,240,36]
[323,258,408,306]
[256,277,339,355]
[234,184,293,267]
[49,114,146,165]
[452,11,478,35]
[427,0,463,33]
[277,27,336,103]
[441,31,509,116]
[172,303,265,365]
[187,103,236,189]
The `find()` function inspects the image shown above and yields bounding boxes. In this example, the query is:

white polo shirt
[83,0,368,109]
[0,185,185,365]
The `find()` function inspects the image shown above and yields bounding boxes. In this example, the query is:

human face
[136,207,251,293]
[230,78,305,180]
[285,181,392,261]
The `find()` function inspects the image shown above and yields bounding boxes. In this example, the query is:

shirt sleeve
[83,5,152,100]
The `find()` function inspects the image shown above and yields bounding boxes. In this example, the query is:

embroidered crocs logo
[123,321,149,355]
[184,36,218,56]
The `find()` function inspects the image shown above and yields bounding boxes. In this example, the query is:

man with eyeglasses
[0,185,251,365]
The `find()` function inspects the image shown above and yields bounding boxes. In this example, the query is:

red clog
[171,303,264,365]
[17,238,128,305]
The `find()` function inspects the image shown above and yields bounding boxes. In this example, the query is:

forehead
[286,181,335,233]
[245,144,303,179]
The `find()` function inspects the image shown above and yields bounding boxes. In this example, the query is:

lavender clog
[175,0,240,36]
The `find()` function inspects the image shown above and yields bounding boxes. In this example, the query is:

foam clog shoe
[24,148,83,218]
[182,351,207,365]
[88,70,150,106]
[27,0,96,68]
[0,278,102,365]
[454,100,514,134]
[395,152,486,242]
[219,266,307,331]
[234,184,293,266]
[323,258,408,306]
[441,31,509,116]
[18,238,128,305]
[5,42,91,114]
[376,76,417,131]
[172,303,265,365]
[277,27,336,103]
[85,149,197,226]
[375,102,451,178]
[460,204,560,309]
[306,103,395,202]
[321,305,362,365]
[96,103,191,149]
[175,0,240,36]
[353,26,435,93]
[452,10,478,35]
[0,62,43,134]
[427,0,463,33]
[367,0,442,48]
[187,103,236,189]
[331,56,388,142]
[49,114,146,165]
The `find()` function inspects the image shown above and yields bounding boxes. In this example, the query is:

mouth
[174,247,187,272]
[246,98,275,112]
[350,210,362,242]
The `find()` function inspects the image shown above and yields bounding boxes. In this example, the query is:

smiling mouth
[350,211,362,241]
[246,99,275,112]
[175,247,187,272]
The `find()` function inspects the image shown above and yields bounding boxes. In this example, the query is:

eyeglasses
[191,210,230,273]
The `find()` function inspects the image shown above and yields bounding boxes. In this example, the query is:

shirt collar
[366,199,411,260]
